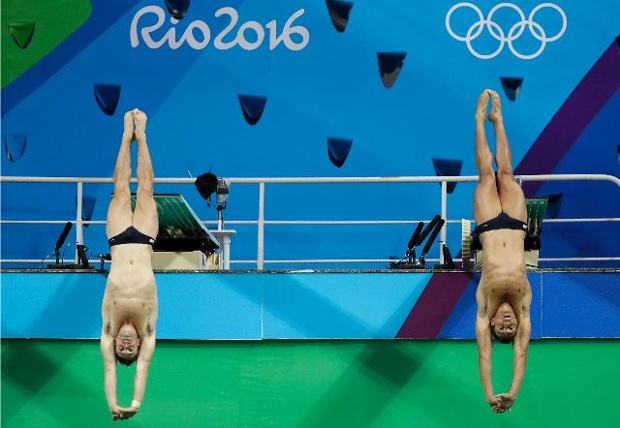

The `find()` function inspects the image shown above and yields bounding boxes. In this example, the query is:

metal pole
[440,181,447,265]
[257,182,265,270]
[75,181,84,264]
[216,207,224,270]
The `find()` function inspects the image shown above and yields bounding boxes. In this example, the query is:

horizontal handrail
[3,218,620,226]
[1,174,619,269]
[2,173,620,186]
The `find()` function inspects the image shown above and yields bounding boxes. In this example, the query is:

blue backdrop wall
[2,0,619,268]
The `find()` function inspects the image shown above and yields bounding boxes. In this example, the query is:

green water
[2,339,617,427]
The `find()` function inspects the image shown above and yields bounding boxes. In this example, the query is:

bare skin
[100,109,159,421]
[473,90,532,414]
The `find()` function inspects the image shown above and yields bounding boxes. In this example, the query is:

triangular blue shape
[238,94,267,126]
[544,193,563,219]
[3,133,28,162]
[377,52,406,89]
[78,196,97,228]
[325,0,354,33]
[9,20,36,49]
[432,158,463,194]
[94,84,121,116]
[327,138,353,168]
[165,0,191,20]
[500,77,524,102]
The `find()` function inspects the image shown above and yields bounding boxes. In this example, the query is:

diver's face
[491,303,518,340]
[115,323,140,360]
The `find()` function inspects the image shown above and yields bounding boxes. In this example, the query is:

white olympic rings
[445,2,567,60]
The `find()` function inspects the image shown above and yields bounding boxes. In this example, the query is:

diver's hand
[492,393,515,413]
[112,405,139,421]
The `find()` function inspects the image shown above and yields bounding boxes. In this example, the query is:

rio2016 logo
[130,5,310,51]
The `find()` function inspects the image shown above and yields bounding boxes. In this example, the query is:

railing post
[440,180,447,264]
[257,182,265,270]
[76,181,84,264]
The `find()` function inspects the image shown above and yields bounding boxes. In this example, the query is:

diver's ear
[490,317,495,328]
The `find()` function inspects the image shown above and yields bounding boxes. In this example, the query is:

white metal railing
[1,174,620,269]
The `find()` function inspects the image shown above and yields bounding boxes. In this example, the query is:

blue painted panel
[528,273,543,339]
[437,275,478,339]
[0,272,262,340]
[438,273,543,339]
[1,272,105,339]
[2,271,619,339]
[262,272,430,339]
[541,272,620,338]
[156,272,262,340]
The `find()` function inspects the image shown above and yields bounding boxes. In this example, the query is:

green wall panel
[2,339,618,427]
[1,0,92,88]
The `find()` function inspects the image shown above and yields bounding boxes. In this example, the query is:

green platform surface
[2,339,618,427]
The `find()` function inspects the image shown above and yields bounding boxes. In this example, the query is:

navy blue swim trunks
[473,212,527,237]
[108,226,156,247]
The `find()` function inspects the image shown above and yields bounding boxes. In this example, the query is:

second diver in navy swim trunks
[471,89,532,415]
[473,212,527,239]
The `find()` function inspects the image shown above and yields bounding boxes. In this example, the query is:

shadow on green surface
[1,340,102,427]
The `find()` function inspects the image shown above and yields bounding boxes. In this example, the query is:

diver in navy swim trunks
[100,109,158,421]
[473,90,532,414]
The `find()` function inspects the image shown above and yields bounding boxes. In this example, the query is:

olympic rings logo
[445,2,567,59]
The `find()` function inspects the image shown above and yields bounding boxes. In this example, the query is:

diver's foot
[476,89,491,122]
[133,109,147,138]
[488,90,503,124]
[123,110,135,139]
